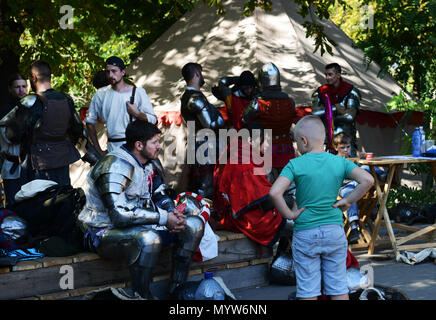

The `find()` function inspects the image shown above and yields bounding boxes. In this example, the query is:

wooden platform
[0,230,274,300]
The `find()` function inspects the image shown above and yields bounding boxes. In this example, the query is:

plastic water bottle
[212,291,225,300]
[419,126,426,154]
[194,269,226,300]
[412,127,422,157]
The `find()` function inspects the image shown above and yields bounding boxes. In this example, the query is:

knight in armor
[12,61,81,186]
[78,120,205,299]
[311,63,361,157]
[0,73,28,207]
[242,62,299,183]
[180,62,226,199]
[212,70,257,131]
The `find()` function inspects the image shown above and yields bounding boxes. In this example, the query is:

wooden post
[368,164,397,255]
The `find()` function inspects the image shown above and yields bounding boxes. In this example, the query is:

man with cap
[242,62,299,183]
[85,56,157,156]
[212,70,257,131]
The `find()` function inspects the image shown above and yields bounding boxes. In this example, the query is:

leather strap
[129,86,136,123]
[108,137,126,143]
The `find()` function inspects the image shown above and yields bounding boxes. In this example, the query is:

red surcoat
[213,139,283,246]
[256,98,298,168]
[225,94,251,131]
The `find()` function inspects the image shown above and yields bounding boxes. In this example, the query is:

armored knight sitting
[78,120,205,299]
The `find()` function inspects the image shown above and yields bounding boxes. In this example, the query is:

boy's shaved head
[295,115,326,144]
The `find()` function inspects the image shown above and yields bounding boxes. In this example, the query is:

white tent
[71,0,419,189]
[129,0,406,112]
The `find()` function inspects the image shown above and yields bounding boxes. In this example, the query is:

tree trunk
[0,47,20,106]
[0,0,23,106]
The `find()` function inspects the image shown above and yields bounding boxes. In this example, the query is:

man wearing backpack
[19,60,81,186]
[85,56,157,156]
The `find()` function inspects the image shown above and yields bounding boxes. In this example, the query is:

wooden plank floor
[0,230,274,300]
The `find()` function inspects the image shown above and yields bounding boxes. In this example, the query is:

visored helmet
[258,62,280,90]
[0,216,27,241]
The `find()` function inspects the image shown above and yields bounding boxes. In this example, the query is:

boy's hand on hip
[292,201,306,219]
[332,198,351,211]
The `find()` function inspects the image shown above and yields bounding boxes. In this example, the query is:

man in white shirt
[85,56,157,156]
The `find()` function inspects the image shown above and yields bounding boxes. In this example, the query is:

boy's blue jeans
[339,182,359,223]
[339,166,387,224]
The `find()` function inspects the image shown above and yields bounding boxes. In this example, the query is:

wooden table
[351,156,436,257]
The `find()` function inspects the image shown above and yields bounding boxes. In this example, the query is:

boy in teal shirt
[269,115,373,300]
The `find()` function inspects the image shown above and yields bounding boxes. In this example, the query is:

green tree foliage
[328,0,436,200]
[0,0,197,108]
[0,0,361,108]
[329,0,435,132]
[2,0,435,115]
[360,1,435,101]
[328,0,373,43]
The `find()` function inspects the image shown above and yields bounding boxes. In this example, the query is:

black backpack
[11,184,86,241]
[60,93,85,146]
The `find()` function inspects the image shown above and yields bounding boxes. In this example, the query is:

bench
[0,230,274,300]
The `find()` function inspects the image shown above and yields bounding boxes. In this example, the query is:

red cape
[213,138,283,246]
[318,80,353,105]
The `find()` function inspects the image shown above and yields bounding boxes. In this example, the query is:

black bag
[62,93,85,145]
[11,184,86,242]
[35,92,84,146]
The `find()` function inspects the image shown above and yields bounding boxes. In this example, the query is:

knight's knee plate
[129,229,162,299]
[134,229,162,268]
[177,215,204,252]
[168,216,204,294]
[97,227,162,266]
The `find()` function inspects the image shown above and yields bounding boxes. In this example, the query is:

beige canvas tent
[71,0,420,189]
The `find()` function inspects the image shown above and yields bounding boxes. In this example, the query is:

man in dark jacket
[180,62,226,199]
[20,60,81,186]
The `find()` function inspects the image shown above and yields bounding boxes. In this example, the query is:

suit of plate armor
[180,89,225,199]
[212,74,257,131]
[78,146,204,298]
[311,83,361,157]
[242,62,298,182]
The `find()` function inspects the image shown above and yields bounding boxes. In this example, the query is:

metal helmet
[269,253,296,286]
[176,193,202,216]
[258,62,280,90]
[0,216,28,241]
